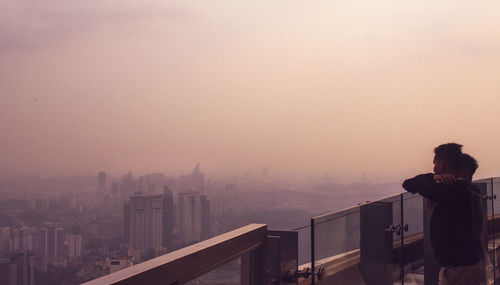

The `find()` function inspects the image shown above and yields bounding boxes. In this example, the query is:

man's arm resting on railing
[402,173,454,203]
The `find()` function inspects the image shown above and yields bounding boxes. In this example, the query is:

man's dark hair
[434,143,463,172]
[462,153,479,177]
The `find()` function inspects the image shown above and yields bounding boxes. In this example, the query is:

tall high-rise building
[111,182,120,197]
[137,176,147,193]
[38,225,64,259]
[7,228,35,252]
[0,258,16,285]
[67,233,82,259]
[128,194,164,253]
[98,171,107,193]
[0,227,9,253]
[147,173,165,194]
[150,173,165,188]
[20,228,34,252]
[178,192,210,245]
[8,229,20,251]
[120,172,137,200]
[0,252,36,285]
[162,187,174,250]
[180,163,205,192]
[123,202,130,241]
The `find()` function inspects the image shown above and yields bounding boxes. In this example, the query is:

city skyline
[2,0,499,284]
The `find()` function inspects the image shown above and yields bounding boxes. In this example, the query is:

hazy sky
[1,0,500,181]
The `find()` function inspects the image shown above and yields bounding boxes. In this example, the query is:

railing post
[267,230,299,285]
[400,194,404,285]
[264,235,281,284]
[491,178,496,282]
[242,246,263,285]
[311,218,315,285]
[359,201,393,285]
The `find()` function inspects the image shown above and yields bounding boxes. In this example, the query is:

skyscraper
[123,202,130,241]
[97,171,107,193]
[178,192,210,245]
[0,227,9,254]
[180,163,205,192]
[0,252,36,285]
[162,186,174,251]
[38,225,64,259]
[20,228,34,252]
[7,228,35,252]
[67,233,82,259]
[111,182,120,197]
[120,172,137,200]
[127,194,164,255]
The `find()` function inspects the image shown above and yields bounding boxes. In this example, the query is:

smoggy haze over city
[1,0,500,181]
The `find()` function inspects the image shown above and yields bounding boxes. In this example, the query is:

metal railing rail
[82,223,267,285]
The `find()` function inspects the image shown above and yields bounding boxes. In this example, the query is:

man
[461,153,493,284]
[403,143,483,285]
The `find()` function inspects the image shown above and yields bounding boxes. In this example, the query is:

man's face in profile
[433,156,445,174]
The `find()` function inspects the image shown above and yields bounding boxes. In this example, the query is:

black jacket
[402,173,482,266]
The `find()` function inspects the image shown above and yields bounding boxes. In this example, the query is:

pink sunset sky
[1,0,500,182]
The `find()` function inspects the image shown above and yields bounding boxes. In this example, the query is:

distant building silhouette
[0,251,36,285]
[38,225,64,261]
[0,227,9,254]
[178,192,210,245]
[67,233,82,260]
[120,172,137,200]
[127,194,164,260]
[162,186,174,251]
[97,171,106,192]
[111,182,120,197]
[9,228,35,252]
[149,173,165,194]
[123,202,130,241]
[180,163,205,192]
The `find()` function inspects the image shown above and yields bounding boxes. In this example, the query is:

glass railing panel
[185,256,241,285]
[313,206,361,261]
[296,224,311,266]
[475,177,495,282]
[401,192,424,284]
[311,193,403,284]
[487,177,500,282]
[475,177,500,282]
[466,178,496,284]
[490,177,500,217]
[388,194,403,284]
[312,205,361,284]
[474,177,496,218]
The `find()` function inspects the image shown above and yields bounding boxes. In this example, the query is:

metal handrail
[311,177,499,226]
[312,192,402,225]
[82,223,267,285]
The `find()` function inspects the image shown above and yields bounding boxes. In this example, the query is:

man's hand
[433,174,457,185]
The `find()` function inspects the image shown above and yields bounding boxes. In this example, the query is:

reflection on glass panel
[474,177,497,218]
[479,177,500,283]
[185,257,241,285]
[388,195,402,284]
[310,194,406,284]
[313,207,360,261]
[402,193,424,284]
[490,178,500,216]
[313,206,361,284]
[296,224,311,265]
